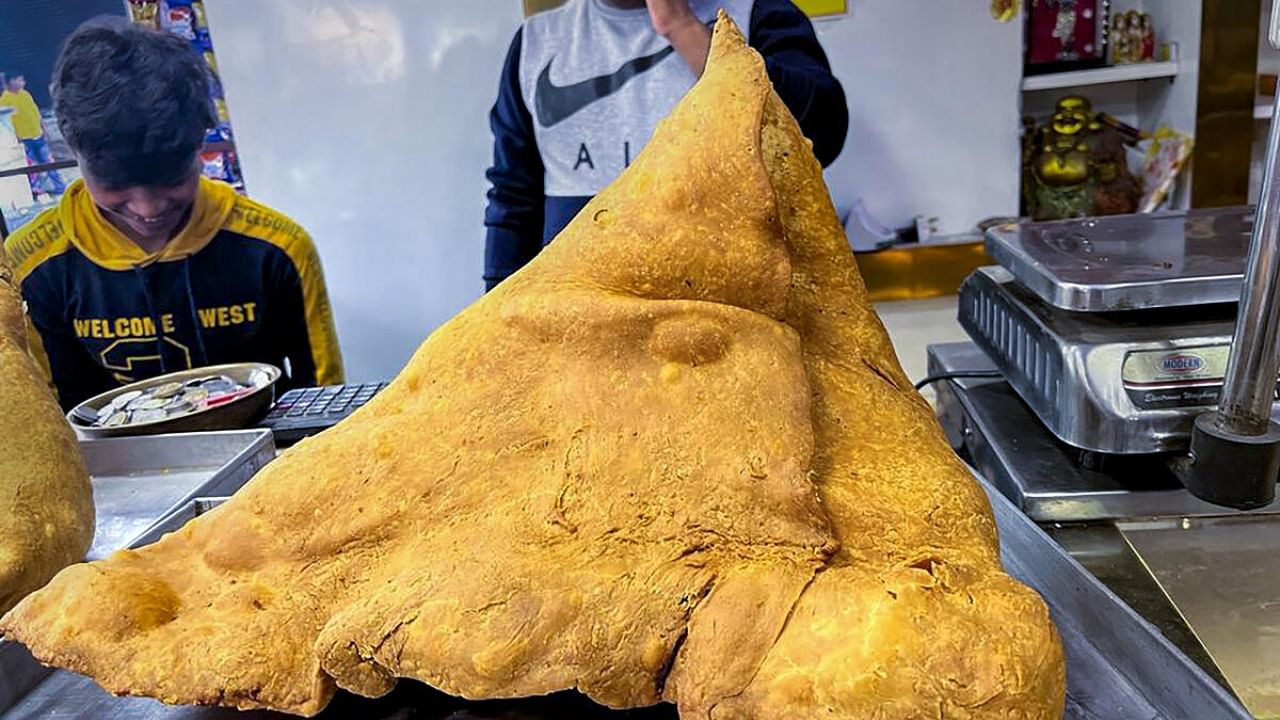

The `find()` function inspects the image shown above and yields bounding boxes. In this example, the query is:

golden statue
[1025,95,1141,220]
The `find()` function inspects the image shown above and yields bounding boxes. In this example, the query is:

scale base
[928,342,1280,523]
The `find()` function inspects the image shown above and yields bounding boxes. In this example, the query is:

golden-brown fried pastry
[1,14,1063,718]
[0,254,94,615]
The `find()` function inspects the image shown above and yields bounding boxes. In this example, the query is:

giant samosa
[0,254,94,615]
[1,14,1065,718]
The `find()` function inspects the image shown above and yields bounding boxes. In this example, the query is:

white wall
[204,0,522,381]
[1261,1,1280,76]
[815,2,1023,236]
[1133,0,1202,136]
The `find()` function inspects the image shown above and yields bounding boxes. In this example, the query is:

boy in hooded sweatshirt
[4,17,343,410]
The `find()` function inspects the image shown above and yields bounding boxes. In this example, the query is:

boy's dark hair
[53,16,215,188]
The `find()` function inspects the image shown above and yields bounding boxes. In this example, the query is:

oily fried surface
[0,255,93,615]
[1,14,1063,719]
[663,20,1063,720]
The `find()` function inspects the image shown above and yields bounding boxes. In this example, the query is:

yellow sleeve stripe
[3,209,72,286]
[224,198,346,385]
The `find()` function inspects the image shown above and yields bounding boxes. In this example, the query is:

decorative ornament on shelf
[126,0,161,29]
[1025,0,1109,74]
[1111,12,1129,62]
[1140,128,1193,213]
[1111,10,1156,64]
[1023,95,1141,220]
[991,0,1021,23]
[1140,13,1156,60]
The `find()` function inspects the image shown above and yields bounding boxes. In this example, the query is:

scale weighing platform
[931,207,1280,717]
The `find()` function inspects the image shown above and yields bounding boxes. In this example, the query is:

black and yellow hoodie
[4,178,344,410]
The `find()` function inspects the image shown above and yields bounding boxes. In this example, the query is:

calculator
[257,381,389,444]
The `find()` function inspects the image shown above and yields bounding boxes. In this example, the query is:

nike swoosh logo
[535,45,676,128]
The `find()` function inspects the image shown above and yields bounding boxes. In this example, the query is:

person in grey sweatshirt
[483,0,848,290]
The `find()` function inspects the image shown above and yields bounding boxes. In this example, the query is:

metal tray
[0,470,1251,719]
[985,479,1251,720]
[985,207,1253,312]
[81,430,275,560]
[0,430,275,715]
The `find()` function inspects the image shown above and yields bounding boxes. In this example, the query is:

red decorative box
[1026,0,1107,71]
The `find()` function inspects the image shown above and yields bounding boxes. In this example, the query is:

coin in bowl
[153,382,184,399]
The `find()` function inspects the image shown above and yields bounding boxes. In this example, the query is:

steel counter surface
[82,430,275,560]
[1121,515,1280,718]
[0,469,1250,720]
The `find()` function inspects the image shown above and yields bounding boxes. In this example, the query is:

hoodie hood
[58,177,239,271]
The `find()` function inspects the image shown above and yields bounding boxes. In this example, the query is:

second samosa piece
[0,254,94,615]
[1,14,1066,719]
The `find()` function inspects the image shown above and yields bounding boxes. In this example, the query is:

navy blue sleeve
[484,28,547,292]
[749,0,849,167]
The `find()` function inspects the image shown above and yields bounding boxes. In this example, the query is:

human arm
[484,29,546,292]
[750,0,849,167]
[646,0,712,75]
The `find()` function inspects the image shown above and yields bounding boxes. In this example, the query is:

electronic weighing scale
[934,206,1280,521]
[965,209,1261,456]
[944,4,1280,525]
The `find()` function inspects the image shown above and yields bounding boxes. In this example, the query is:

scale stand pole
[1171,2,1280,509]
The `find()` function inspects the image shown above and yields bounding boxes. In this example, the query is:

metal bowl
[67,363,281,439]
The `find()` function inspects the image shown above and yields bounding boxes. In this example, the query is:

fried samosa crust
[1,14,1064,719]
[0,255,94,615]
